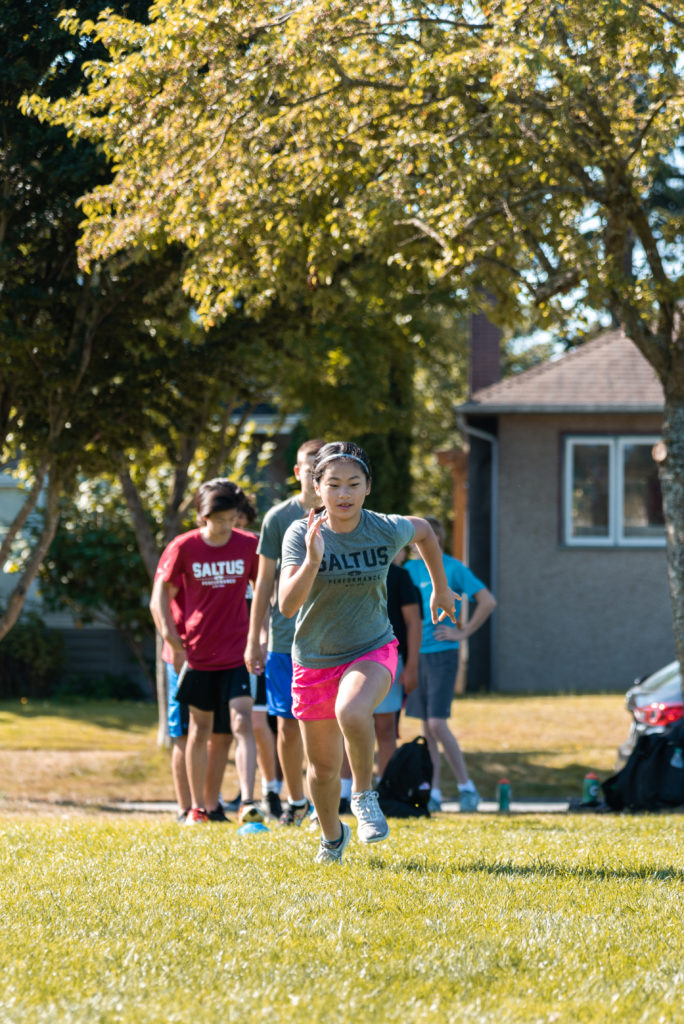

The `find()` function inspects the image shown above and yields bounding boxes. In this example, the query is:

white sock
[289,797,307,807]
[458,780,476,793]
[264,779,279,795]
[340,777,353,800]
[431,788,442,803]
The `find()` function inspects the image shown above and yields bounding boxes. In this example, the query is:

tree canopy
[27,0,684,664]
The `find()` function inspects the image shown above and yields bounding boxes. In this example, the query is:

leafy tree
[37,484,153,687]
[28,0,684,665]
[0,0,176,638]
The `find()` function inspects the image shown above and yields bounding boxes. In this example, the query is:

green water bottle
[582,771,600,804]
[497,778,511,812]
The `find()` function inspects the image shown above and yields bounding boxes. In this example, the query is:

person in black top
[374,549,423,779]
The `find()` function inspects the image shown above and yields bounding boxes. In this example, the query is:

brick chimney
[469,312,501,395]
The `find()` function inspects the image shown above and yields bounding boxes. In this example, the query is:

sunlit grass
[1,814,682,1023]
[0,700,157,750]
[0,695,630,805]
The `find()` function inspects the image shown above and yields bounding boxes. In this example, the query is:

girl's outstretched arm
[406,516,461,624]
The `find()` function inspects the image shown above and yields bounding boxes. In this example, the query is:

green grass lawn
[0,694,631,806]
[2,813,682,1023]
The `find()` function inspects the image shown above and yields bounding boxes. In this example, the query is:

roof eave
[457,403,664,415]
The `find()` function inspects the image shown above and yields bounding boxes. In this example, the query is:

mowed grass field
[1,814,682,1024]
[0,695,682,1022]
[0,693,631,807]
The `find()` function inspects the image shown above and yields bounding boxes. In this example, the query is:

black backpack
[376,737,433,818]
[602,717,684,812]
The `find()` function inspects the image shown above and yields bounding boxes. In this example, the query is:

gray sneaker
[351,790,390,844]
[315,822,351,864]
[459,788,481,813]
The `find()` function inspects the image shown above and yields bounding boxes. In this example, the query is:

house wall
[494,413,675,692]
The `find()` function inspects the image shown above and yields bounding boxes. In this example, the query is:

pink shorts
[292,640,399,721]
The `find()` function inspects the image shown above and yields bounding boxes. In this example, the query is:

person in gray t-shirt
[244,438,324,826]
[279,441,461,864]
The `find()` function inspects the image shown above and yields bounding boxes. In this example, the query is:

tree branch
[0,469,62,642]
[0,455,51,569]
[641,2,684,29]
[119,467,161,581]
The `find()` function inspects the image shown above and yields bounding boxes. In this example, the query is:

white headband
[316,453,369,476]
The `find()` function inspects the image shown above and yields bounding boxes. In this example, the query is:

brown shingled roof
[459,330,664,414]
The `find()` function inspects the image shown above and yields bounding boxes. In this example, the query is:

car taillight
[633,702,684,726]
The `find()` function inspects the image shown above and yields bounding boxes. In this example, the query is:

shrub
[51,671,147,702]
[0,610,66,698]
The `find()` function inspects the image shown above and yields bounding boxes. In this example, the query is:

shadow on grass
[0,700,157,734]
[456,751,621,801]
[367,854,684,883]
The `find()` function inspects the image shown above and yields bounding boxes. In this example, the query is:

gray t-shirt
[281,509,415,668]
[257,495,307,653]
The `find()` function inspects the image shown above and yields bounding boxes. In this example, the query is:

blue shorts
[265,651,295,719]
[374,655,404,715]
[166,662,189,739]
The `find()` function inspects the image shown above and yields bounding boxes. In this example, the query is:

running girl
[279,441,460,863]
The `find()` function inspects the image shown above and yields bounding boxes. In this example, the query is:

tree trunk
[0,470,61,641]
[118,468,161,582]
[0,455,50,568]
[659,391,684,672]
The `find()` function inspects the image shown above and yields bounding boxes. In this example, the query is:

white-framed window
[563,435,665,547]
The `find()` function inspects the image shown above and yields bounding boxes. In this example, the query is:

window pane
[571,444,610,537]
[622,444,665,538]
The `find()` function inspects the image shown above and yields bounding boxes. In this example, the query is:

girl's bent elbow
[279,598,296,618]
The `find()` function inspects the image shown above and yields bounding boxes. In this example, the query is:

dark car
[617,660,682,766]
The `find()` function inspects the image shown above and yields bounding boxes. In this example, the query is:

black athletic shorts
[177,665,251,733]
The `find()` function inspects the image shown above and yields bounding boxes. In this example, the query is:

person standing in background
[149,573,234,823]
[405,516,496,813]
[151,479,261,826]
[374,549,422,780]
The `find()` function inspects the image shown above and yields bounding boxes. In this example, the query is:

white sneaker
[315,822,351,864]
[351,790,390,844]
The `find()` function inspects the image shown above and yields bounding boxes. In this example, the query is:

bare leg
[186,706,213,809]
[422,721,442,790]
[300,719,344,842]
[374,712,398,779]
[204,733,232,811]
[253,708,277,790]
[336,661,391,793]
[278,717,305,802]
[230,696,257,801]
[426,716,469,786]
[171,736,191,813]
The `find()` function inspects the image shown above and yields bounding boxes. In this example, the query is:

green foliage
[0,610,65,698]
[39,485,150,629]
[29,2,681,355]
[1,815,682,1023]
[15,0,684,666]
[51,672,146,702]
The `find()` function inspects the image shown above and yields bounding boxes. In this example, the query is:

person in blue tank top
[279,441,461,864]
[405,516,496,813]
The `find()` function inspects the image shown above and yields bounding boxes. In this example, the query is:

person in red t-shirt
[151,478,261,826]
